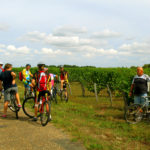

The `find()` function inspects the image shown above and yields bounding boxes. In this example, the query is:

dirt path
[0,100,86,150]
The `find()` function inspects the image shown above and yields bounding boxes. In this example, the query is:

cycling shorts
[37,90,50,102]
[23,80,31,88]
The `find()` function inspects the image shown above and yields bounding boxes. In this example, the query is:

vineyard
[13,66,150,97]
[10,66,150,150]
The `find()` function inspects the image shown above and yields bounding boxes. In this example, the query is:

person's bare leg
[16,93,21,104]
[61,80,63,90]
[3,101,9,115]
[34,102,38,117]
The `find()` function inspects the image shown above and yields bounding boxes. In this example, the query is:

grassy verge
[17,81,150,150]
[51,82,150,150]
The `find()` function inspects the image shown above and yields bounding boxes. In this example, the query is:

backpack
[37,71,48,91]
[19,72,23,81]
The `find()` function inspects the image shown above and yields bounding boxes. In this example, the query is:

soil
[0,99,86,150]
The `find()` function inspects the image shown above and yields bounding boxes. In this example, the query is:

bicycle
[24,80,34,99]
[125,96,150,124]
[60,81,69,102]
[25,86,34,99]
[50,86,57,104]
[22,90,51,126]
[8,90,20,119]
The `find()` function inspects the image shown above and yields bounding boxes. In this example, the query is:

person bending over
[0,63,21,117]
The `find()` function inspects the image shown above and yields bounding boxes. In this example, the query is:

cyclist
[0,62,4,99]
[129,67,150,106]
[0,62,4,73]
[49,73,58,95]
[32,63,51,121]
[60,66,69,101]
[0,63,21,117]
[22,64,33,98]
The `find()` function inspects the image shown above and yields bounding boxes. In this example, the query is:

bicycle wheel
[9,97,20,119]
[40,101,51,126]
[9,96,20,112]
[125,104,143,124]
[53,87,57,104]
[22,97,35,118]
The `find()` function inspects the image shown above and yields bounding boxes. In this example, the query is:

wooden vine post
[107,84,112,107]
[80,82,85,97]
[94,83,98,102]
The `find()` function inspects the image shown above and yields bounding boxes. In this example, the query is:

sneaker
[18,104,22,108]
[2,114,7,118]
[32,117,37,121]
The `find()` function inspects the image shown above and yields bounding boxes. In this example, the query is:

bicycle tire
[8,96,20,119]
[125,104,143,124]
[15,108,19,119]
[53,87,57,104]
[40,101,51,126]
[22,97,35,118]
[9,95,20,112]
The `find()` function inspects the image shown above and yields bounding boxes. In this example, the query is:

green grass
[17,81,150,150]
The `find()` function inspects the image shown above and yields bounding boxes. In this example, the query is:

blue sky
[0,0,150,67]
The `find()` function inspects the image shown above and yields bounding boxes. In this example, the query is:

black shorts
[63,82,67,89]
[38,90,50,102]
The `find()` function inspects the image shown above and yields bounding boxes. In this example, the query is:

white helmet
[0,62,3,65]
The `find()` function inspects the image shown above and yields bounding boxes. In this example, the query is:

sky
[0,0,150,67]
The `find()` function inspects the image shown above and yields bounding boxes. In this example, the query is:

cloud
[19,31,46,42]
[0,23,9,31]
[19,28,108,48]
[93,29,121,38]
[119,42,150,54]
[53,26,87,36]
[79,46,118,57]
[7,45,30,54]
[0,44,6,48]
[34,48,72,56]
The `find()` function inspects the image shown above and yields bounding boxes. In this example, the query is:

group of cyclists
[1,61,150,124]
[0,62,69,122]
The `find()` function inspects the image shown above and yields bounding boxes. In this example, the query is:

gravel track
[0,100,85,150]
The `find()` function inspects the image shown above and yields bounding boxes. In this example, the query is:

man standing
[60,66,69,101]
[0,62,4,73]
[129,67,150,106]
[32,63,51,121]
[22,64,33,98]
[0,63,21,117]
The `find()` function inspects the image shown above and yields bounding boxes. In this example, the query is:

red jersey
[35,71,48,92]
[0,67,4,72]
